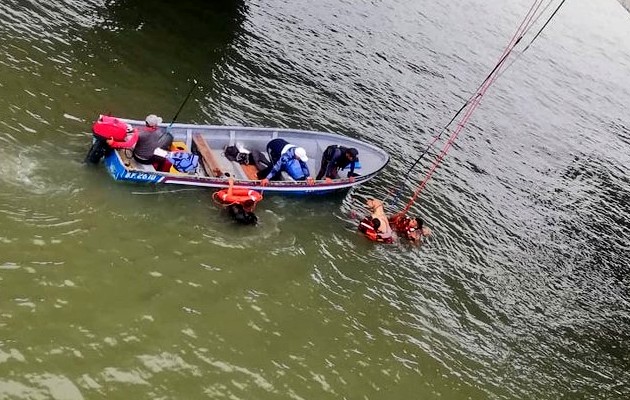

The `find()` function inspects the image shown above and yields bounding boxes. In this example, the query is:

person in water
[389,214,432,243]
[226,202,258,225]
[315,145,359,181]
[358,199,393,243]
[223,178,258,225]
[260,138,314,185]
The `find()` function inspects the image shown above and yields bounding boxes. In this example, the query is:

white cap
[145,114,163,127]
[294,147,308,162]
[126,124,134,133]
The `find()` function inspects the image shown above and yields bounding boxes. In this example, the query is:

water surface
[0,0,629,399]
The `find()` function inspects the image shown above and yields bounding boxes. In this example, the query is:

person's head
[145,114,163,128]
[409,217,423,229]
[371,217,381,230]
[294,147,308,162]
[345,148,358,161]
[412,217,431,237]
[228,204,258,225]
[242,199,256,212]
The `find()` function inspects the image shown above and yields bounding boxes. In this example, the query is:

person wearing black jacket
[315,145,359,180]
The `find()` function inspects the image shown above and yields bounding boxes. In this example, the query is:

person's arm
[227,177,234,196]
[107,129,139,149]
[348,160,356,177]
[300,161,310,178]
[300,161,315,184]
[265,154,286,180]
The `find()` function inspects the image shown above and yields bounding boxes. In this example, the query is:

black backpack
[224,145,240,161]
[224,145,270,169]
[224,145,250,164]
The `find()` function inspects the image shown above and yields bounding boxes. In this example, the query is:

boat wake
[0,147,54,195]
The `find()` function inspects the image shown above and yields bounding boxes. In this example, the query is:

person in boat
[315,145,359,181]
[260,138,314,185]
[133,114,173,168]
[389,214,432,243]
[358,199,393,243]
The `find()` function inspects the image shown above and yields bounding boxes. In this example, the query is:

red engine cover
[92,115,128,140]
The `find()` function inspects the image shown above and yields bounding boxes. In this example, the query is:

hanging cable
[385,0,547,206]
[393,0,568,218]
[492,0,567,84]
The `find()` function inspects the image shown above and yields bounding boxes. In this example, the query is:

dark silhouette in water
[226,203,258,225]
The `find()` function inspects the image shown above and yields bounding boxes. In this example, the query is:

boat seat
[216,145,262,181]
[118,150,156,172]
[134,162,155,172]
[221,158,258,181]
[168,141,188,174]
[240,164,260,180]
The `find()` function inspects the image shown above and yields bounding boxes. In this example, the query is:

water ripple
[0,0,629,399]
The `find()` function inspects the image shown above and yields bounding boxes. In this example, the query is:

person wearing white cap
[133,114,172,169]
[261,138,313,185]
[145,114,162,128]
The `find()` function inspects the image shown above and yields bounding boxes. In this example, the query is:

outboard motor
[84,115,128,164]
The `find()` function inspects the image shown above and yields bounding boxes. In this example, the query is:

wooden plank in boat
[192,133,223,177]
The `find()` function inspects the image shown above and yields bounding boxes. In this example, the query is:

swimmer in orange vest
[357,199,394,243]
[389,214,432,243]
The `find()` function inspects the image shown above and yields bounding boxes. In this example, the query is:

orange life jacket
[358,217,394,244]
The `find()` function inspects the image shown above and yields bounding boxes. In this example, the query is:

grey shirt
[133,128,160,160]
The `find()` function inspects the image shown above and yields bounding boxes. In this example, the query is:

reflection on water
[0,0,629,399]
[89,0,247,89]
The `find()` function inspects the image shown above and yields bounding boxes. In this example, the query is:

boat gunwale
[119,118,389,157]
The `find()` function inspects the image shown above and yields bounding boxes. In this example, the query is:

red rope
[396,0,549,218]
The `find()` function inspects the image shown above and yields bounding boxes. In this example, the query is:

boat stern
[103,151,165,184]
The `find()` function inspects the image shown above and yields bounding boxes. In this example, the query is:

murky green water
[1,0,629,399]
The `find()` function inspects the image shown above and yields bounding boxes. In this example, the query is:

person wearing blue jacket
[261,138,313,185]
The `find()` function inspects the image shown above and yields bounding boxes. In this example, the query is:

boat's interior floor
[118,145,271,182]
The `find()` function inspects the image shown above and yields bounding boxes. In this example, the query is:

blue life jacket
[167,151,199,173]
[285,158,306,180]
